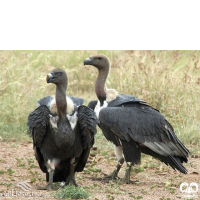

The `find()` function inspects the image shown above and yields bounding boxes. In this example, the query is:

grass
[54,185,90,199]
[7,168,15,175]
[0,50,200,150]
[111,51,200,146]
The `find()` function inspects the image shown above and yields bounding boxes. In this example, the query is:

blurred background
[0,50,199,153]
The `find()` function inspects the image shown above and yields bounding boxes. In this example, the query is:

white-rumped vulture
[27,68,99,189]
[84,55,189,184]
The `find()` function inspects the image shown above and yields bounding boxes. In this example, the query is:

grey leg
[36,170,55,190]
[104,158,124,180]
[123,162,132,184]
[36,159,56,190]
[48,170,54,189]
[66,158,78,186]
[104,145,124,180]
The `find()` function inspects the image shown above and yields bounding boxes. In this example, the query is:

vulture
[84,55,190,184]
[27,68,99,189]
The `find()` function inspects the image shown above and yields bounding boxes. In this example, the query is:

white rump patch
[114,145,123,161]
[49,96,74,115]
[67,111,78,130]
[94,100,108,119]
[106,88,119,102]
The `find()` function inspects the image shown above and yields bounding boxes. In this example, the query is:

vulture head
[84,54,110,71]
[84,55,111,106]
[46,68,68,89]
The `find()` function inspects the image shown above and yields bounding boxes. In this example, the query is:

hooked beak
[84,57,92,65]
[46,73,54,83]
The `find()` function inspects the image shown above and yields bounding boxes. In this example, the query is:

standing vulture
[27,68,99,189]
[84,55,190,184]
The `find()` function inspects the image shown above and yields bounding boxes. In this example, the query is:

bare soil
[0,142,199,200]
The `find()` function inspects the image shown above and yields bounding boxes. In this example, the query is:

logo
[0,182,47,198]
[15,182,33,192]
[180,182,198,198]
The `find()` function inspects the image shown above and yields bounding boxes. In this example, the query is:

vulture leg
[104,146,124,180]
[66,158,78,186]
[36,170,55,190]
[47,170,55,189]
[123,162,132,184]
[104,158,124,180]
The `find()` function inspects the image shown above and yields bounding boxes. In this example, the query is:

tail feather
[168,156,187,174]
[141,145,188,174]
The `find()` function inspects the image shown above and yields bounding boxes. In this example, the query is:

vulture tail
[141,146,188,174]
[167,155,187,174]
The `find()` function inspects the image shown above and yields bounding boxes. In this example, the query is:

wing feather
[75,105,99,172]
[99,105,189,158]
[27,105,50,148]
[77,105,99,149]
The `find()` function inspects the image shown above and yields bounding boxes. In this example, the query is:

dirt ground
[0,141,199,200]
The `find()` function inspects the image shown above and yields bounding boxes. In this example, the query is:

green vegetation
[54,185,90,199]
[129,195,143,199]
[0,50,199,150]
[0,182,13,187]
[7,168,15,175]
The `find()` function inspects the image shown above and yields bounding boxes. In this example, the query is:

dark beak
[84,57,92,65]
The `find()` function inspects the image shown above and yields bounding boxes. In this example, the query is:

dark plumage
[27,68,98,189]
[84,55,190,184]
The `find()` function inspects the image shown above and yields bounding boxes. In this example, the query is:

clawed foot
[102,171,121,182]
[103,171,139,184]
[122,178,139,184]
[35,183,56,190]
[104,170,120,180]
[66,178,78,186]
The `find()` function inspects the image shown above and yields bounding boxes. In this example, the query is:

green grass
[54,185,90,199]
[7,168,15,175]
[0,50,200,149]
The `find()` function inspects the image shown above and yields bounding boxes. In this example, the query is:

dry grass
[0,50,200,150]
[109,51,200,147]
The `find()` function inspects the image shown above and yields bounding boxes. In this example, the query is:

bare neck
[56,84,67,120]
[95,67,110,106]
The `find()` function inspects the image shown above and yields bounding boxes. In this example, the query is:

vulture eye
[57,72,62,76]
[98,57,102,60]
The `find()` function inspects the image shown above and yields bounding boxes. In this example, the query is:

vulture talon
[65,178,78,187]
[103,170,120,180]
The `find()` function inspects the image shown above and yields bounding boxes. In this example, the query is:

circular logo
[180,182,198,194]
